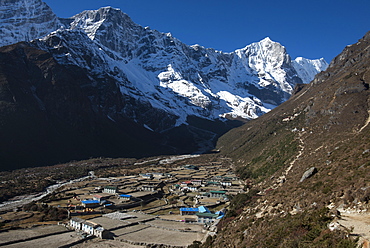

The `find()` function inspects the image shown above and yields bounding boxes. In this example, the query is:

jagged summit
[38,5,327,123]
[0,0,62,47]
[1,0,329,125]
[260,36,273,42]
[70,6,138,42]
[234,37,297,98]
[0,1,328,124]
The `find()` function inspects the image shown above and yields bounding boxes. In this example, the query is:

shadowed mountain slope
[0,43,181,170]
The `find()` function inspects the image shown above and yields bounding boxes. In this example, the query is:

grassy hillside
[204,32,370,247]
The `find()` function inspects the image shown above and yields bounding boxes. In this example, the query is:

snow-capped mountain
[293,57,329,84]
[0,0,62,47]
[32,6,327,127]
[0,0,329,163]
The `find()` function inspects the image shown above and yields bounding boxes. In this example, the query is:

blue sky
[43,0,370,63]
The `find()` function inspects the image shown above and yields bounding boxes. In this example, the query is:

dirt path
[338,211,370,246]
[269,131,305,190]
[358,110,370,133]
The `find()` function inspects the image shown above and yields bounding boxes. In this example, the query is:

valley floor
[0,154,235,248]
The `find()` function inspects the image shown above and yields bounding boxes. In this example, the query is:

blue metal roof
[180,207,199,212]
[198,206,211,213]
[82,200,100,204]
[120,194,132,198]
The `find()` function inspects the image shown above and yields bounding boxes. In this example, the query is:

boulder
[299,167,318,182]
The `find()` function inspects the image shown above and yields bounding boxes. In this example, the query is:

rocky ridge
[0,2,328,126]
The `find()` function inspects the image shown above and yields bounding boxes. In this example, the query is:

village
[0,155,244,247]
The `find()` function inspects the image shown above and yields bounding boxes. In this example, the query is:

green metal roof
[104,186,117,189]
[210,190,226,194]
[196,212,218,218]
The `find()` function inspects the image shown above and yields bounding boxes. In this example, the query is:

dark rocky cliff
[0,43,177,170]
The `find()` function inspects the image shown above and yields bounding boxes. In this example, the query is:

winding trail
[285,132,305,175]
[358,110,370,133]
[270,131,305,190]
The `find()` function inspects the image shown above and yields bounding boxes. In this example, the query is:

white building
[103,186,117,194]
[69,217,110,239]
[69,217,84,230]
[220,181,232,187]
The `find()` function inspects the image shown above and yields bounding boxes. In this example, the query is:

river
[0,173,93,212]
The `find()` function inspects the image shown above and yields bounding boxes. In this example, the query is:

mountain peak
[70,6,139,43]
[0,0,62,47]
[292,57,329,84]
[238,37,281,52]
[260,37,273,43]
[0,0,328,121]
[72,5,129,20]
[257,37,282,48]
[98,6,121,11]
